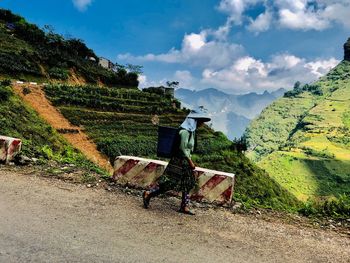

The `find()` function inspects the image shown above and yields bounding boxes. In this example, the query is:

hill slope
[0,9,138,87]
[244,39,350,201]
[0,80,103,176]
[13,83,113,173]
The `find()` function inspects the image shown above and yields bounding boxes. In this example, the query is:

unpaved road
[0,169,349,263]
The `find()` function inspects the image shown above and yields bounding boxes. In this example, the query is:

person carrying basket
[142,108,211,215]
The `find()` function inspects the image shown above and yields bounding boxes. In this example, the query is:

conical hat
[187,107,211,122]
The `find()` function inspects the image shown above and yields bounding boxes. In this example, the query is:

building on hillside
[99,57,114,70]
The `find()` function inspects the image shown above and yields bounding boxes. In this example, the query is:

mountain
[244,38,350,202]
[0,9,300,212]
[175,87,286,139]
[0,9,138,87]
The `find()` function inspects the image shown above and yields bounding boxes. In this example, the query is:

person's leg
[143,176,177,209]
[179,191,195,215]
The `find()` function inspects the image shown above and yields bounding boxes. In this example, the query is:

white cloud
[137,75,167,89]
[118,31,245,69]
[247,11,272,33]
[217,0,261,25]
[138,75,147,88]
[217,0,350,32]
[72,0,93,12]
[201,54,339,93]
[278,8,330,31]
[322,3,350,28]
[304,58,339,77]
[174,70,194,88]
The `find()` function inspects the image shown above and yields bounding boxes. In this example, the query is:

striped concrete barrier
[0,136,22,163]
[113,155,235,205]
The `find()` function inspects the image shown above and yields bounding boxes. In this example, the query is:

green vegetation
[43,83,300,211]
[299,194,350,219]
[0,81,104,174]
[0,9,138,86]
[244,60,350,217]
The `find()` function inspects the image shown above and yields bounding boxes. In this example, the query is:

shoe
[178,206,195,215]
[143,191,150,209]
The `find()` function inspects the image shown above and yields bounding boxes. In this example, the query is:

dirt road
[0,168,349,263]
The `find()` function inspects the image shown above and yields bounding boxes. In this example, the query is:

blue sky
[2,0,350,94]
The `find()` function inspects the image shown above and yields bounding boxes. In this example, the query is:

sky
[1,0,350,94]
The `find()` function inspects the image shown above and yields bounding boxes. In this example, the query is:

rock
[231,202,242,211]
[14,155,31,165]
[344,38,350,61]
[87,184,92,188]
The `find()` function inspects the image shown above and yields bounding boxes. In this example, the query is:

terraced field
[43,84,192,161]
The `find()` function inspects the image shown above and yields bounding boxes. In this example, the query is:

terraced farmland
[44,84,193,161]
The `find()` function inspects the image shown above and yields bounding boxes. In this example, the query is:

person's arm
[179,130,196,170]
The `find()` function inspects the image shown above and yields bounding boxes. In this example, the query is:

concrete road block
[113,156,235,205]
[0,136,22,163]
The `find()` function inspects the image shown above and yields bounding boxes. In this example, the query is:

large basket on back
[157,126,178,158]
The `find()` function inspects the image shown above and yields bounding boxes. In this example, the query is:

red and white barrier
[113,156,235,205]
[0,136,22,163]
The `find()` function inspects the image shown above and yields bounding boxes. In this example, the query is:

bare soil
[12,84,113,173]
[0,167,349,263]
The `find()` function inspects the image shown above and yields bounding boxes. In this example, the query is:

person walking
[142,109,211,215]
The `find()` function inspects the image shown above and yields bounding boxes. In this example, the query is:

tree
[293,81,301,91]
[166,81,179,89]
[125,64,143,75]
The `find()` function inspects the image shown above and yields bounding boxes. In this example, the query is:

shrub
[1,79,12,86]
[0,84,12,101]
[48,67,69,80]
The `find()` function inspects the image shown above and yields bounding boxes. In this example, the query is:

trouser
[149,156,195,208]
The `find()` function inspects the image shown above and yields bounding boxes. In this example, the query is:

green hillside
[42,83,300,211]
[0,9,138,86]
[0,80,103,174]
[244,40,350,206]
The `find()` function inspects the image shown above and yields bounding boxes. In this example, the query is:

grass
[245,61,350,214]
[259,151,350,201]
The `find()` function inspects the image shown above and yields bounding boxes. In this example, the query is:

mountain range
[175,87,286,139]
